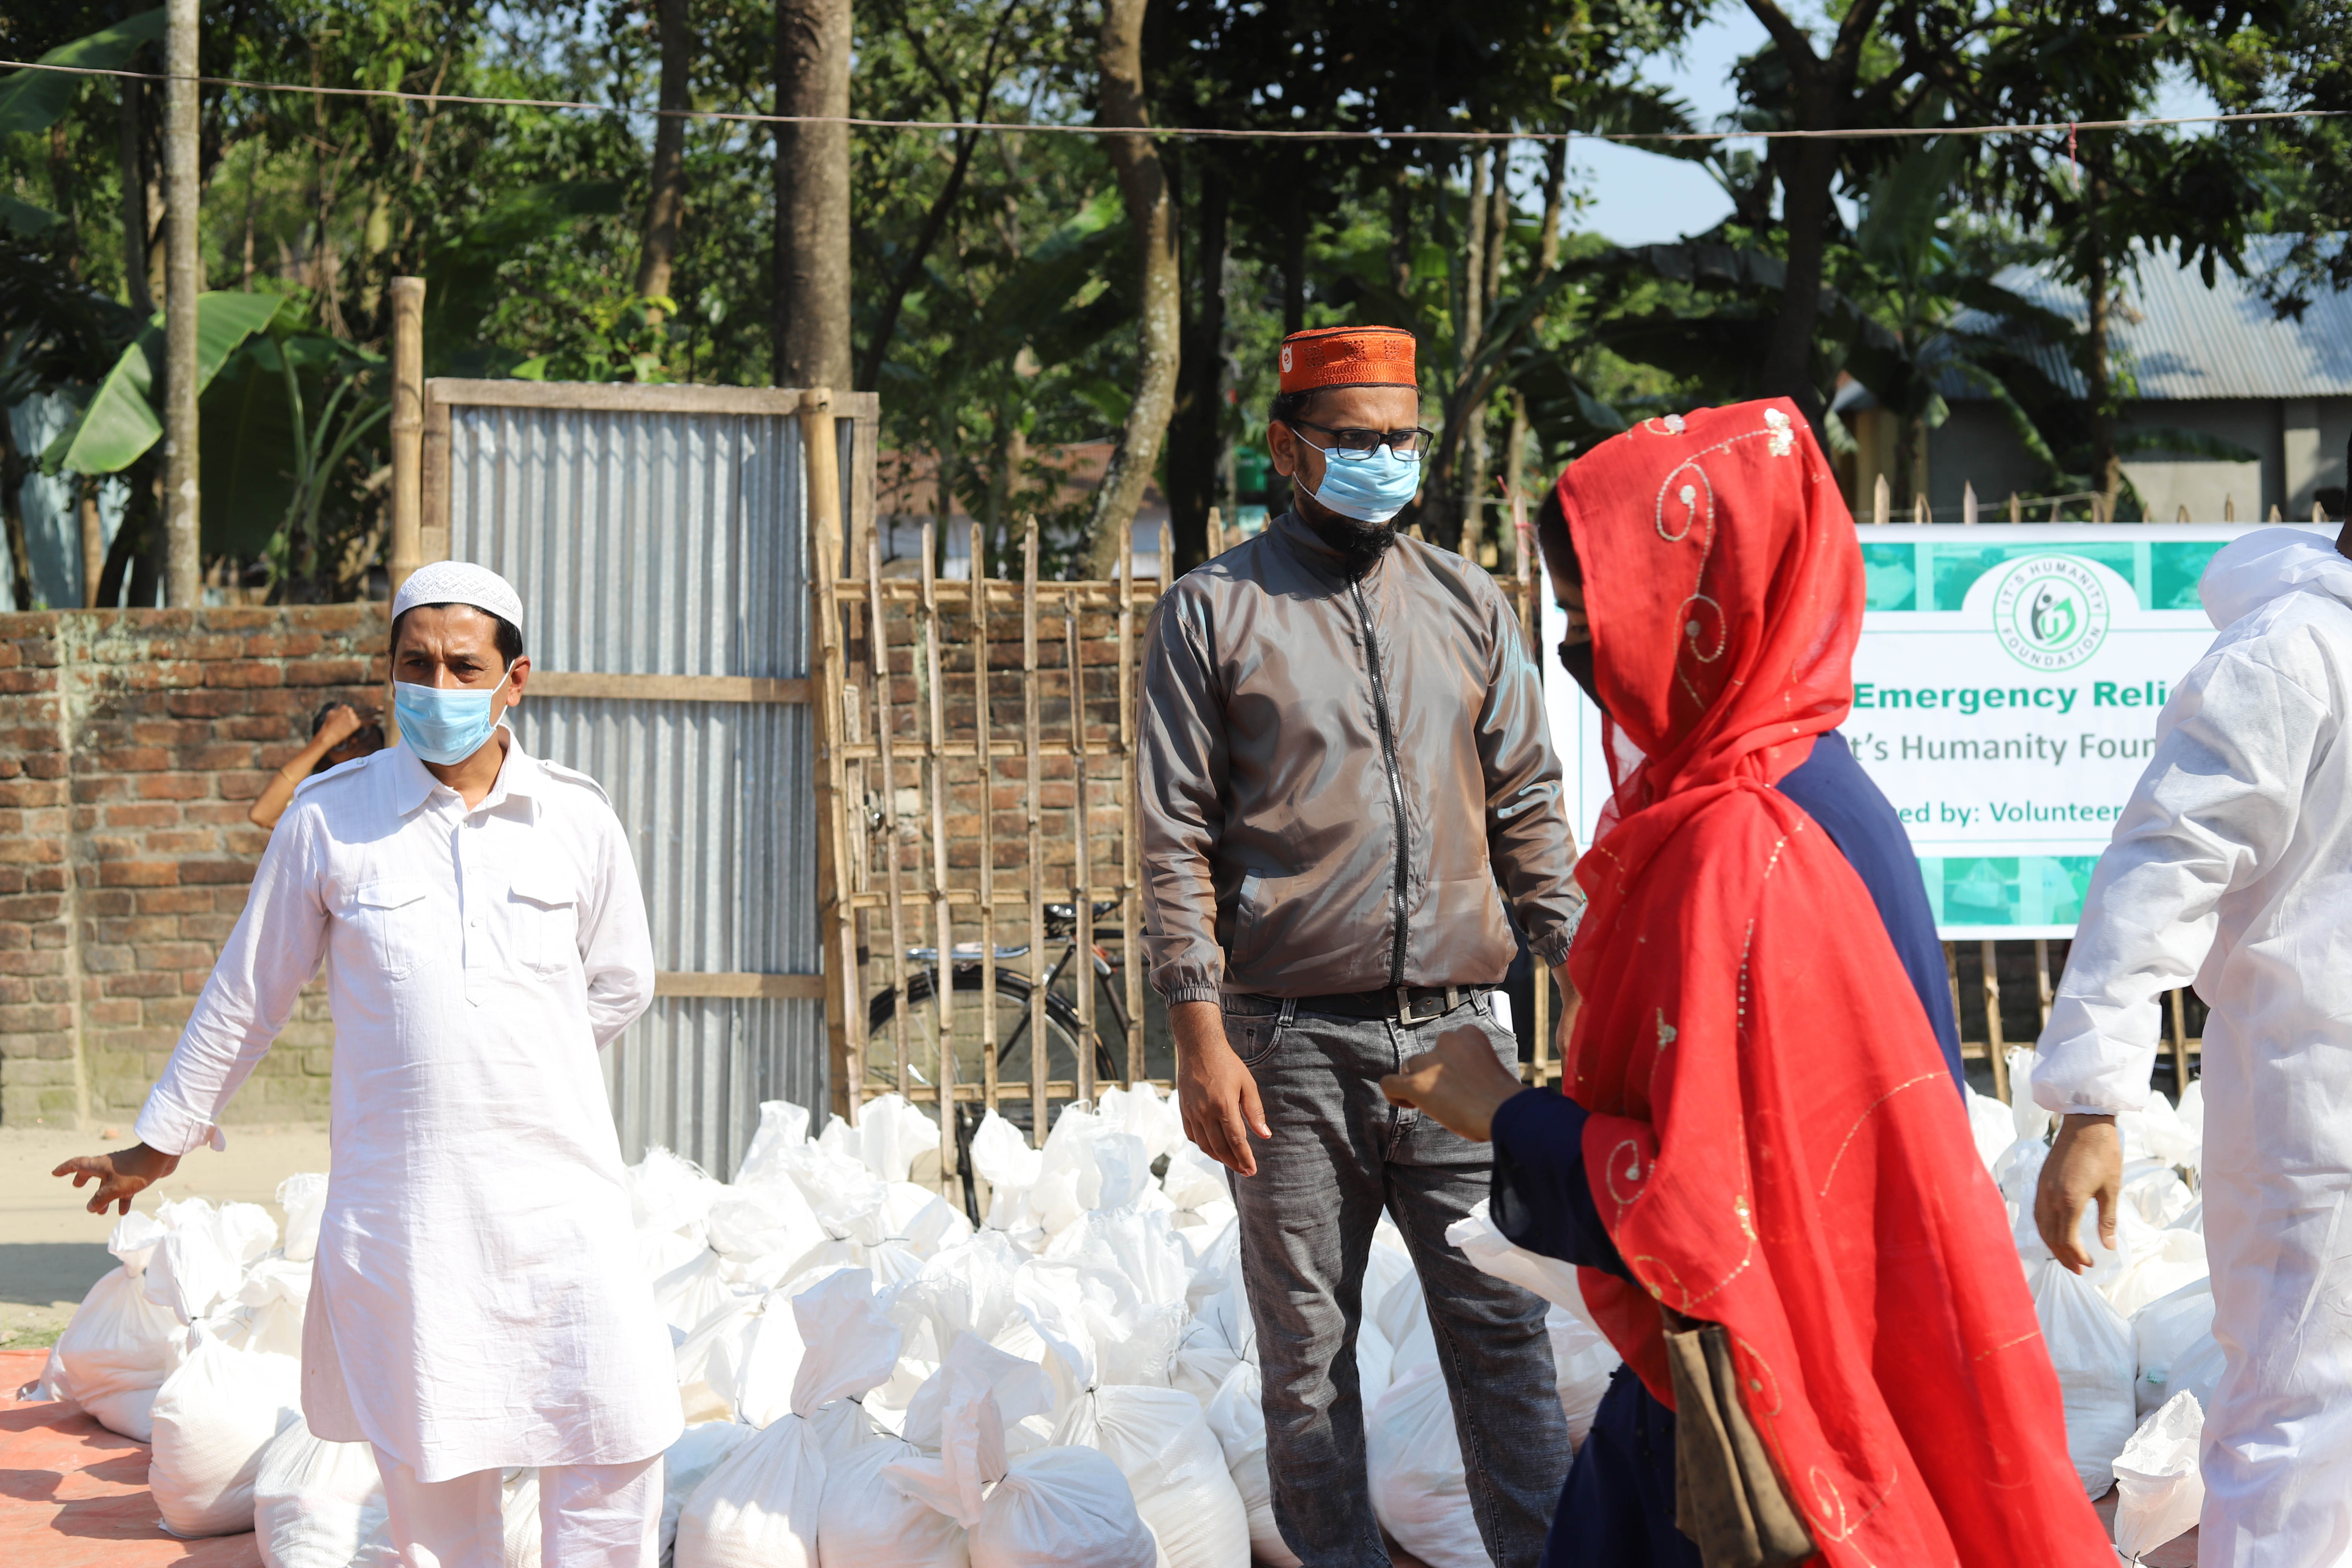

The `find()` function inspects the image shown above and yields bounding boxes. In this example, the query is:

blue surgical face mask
[394,665,514,765]
[1302,439,1423,524]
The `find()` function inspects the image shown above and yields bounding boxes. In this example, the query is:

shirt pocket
[351,879,432,981]
[509,864,580,975]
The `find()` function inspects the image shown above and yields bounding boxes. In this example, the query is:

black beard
[1305,508,1397,577]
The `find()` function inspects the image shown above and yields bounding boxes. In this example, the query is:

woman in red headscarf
[1384,400,2110,1566]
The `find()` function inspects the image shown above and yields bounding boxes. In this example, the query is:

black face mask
[1557,638,1601,709]
[1303,504,1396,579]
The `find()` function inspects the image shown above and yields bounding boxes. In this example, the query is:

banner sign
[1542,523,2326,938]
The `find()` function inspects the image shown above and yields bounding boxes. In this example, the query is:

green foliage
[39,290,283,475]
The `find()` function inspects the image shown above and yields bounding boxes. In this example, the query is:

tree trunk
[0,410,34,611]
[162,0,202,608]
[1164,161,1228,573]
[119,76,154,317]
[1079,0,1181,581]
[772,0,852,390]
[1388,166,1413,296]
[1537,139,1567,272]
[635,0,693,321]
[2085,176,2118,521]
[1282,188,1306,336]
[1761,138,1835,434]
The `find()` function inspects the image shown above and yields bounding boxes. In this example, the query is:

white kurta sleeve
[133,802,332,1155]
[578,812,655,1048]
[2035,639,2335,1116]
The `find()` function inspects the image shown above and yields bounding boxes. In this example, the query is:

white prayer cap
[392,560,525,632]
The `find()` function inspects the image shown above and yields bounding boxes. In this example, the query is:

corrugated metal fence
[421,381,878,1176]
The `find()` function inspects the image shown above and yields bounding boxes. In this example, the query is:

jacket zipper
[1350,575,1411,989]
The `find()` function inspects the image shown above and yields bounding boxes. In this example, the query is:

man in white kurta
[2035,525,2352,1566]
[57,562,680,1567]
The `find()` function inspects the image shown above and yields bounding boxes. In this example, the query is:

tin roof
[1947,236,2352,401]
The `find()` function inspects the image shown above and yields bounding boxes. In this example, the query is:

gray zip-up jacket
[1139,511,1582,1004]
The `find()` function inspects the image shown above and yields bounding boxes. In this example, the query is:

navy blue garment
[1774,730,1964,1091]
[1497,729,1952,1568]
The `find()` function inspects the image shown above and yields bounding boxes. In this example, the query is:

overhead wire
[0,57,2342,145]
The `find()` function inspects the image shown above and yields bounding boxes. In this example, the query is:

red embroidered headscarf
[1556,400,2109,1566]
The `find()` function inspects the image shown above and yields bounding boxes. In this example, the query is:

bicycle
[864,898,1139,1129]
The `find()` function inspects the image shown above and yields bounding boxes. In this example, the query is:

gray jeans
[1223,992,1568,1568]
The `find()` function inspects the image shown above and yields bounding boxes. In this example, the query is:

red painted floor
[0,1348,261,1568]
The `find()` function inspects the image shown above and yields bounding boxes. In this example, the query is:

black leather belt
[1296,983,1493,1026]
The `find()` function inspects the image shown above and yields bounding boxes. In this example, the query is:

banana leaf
[0,195,64,236]
[0,10,165,139]
[38,291,285,475]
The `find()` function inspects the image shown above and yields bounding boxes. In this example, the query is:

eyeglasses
[1282,418,1435,461]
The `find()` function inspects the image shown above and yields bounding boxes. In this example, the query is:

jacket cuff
[1162,985,1222,1006]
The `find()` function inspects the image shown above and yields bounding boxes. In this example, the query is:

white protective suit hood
[2197,526,2352,629]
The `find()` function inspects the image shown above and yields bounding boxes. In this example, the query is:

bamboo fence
[808,441,1553,1176]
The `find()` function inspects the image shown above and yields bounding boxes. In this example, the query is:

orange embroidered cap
[1277,326,1417,394]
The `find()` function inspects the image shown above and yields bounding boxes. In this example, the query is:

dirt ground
[0,1126,331,1346]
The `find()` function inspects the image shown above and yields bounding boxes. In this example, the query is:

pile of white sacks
[28,1084,1622,1568]
[1968,1050,2217,1557]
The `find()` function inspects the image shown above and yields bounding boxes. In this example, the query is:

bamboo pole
[1944,940,1965,1050]
[2168,989,2193,1098]
[1516,485,1553,1085]
[1980,940,2010,1101]
[972,521,999,1115]
[387,279,426,598]
[1069,607,1095,1108]
[1119,519,1143,1087]
[2034,938,2054,1031]
[1207,505,1226,558]
[920,524,956,1183]
[869,536,914,1097]
[799,388,862,1125]
[1024,518,1049,1131]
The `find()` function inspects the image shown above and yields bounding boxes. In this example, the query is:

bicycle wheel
[867,966,1088,1139]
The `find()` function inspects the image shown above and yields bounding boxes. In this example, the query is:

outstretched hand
[52,1142,179,1217]
[1381,1023,1526,1144]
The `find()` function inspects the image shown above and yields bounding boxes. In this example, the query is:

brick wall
[0,606,388,1131]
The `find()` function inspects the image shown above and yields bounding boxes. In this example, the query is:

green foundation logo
[1991,555,2110,671]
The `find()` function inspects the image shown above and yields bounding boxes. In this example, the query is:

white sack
[660,1421,756,1567]
[736,1102,814,1186]
[1366,1360,1487,1568]
[2112,1393,2206,1561]
[1203,1363,1302,1568]
[276,1173,329,1263]
[674,1269,901,1568]
[1059,1383,1248,1568]
[2007,1048,2053,1142]
[2029,1258,2138,1497]
[815,1437,968,1568]
[253,1415,386,1568]
[43,1248,186,1441]
[1963,1085,2017,1173]
[1548,1303,1620,1452]
[656,1249,746,1341]
[2104,1225,2208,1320]
[824,1338,1054,1568]
[504,1467,543,1568]
[2133,1277,2225,1420]
[967,1446,1156,1568]
[1444,1200,1591,1325]
[224,1255,310,1360]
[149,1327,303,1536]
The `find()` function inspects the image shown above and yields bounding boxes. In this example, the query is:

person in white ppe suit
[53,561,680,1568]
[2036,522,2352,1565]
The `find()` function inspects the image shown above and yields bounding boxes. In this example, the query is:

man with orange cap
[1139,326,1586,1566]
